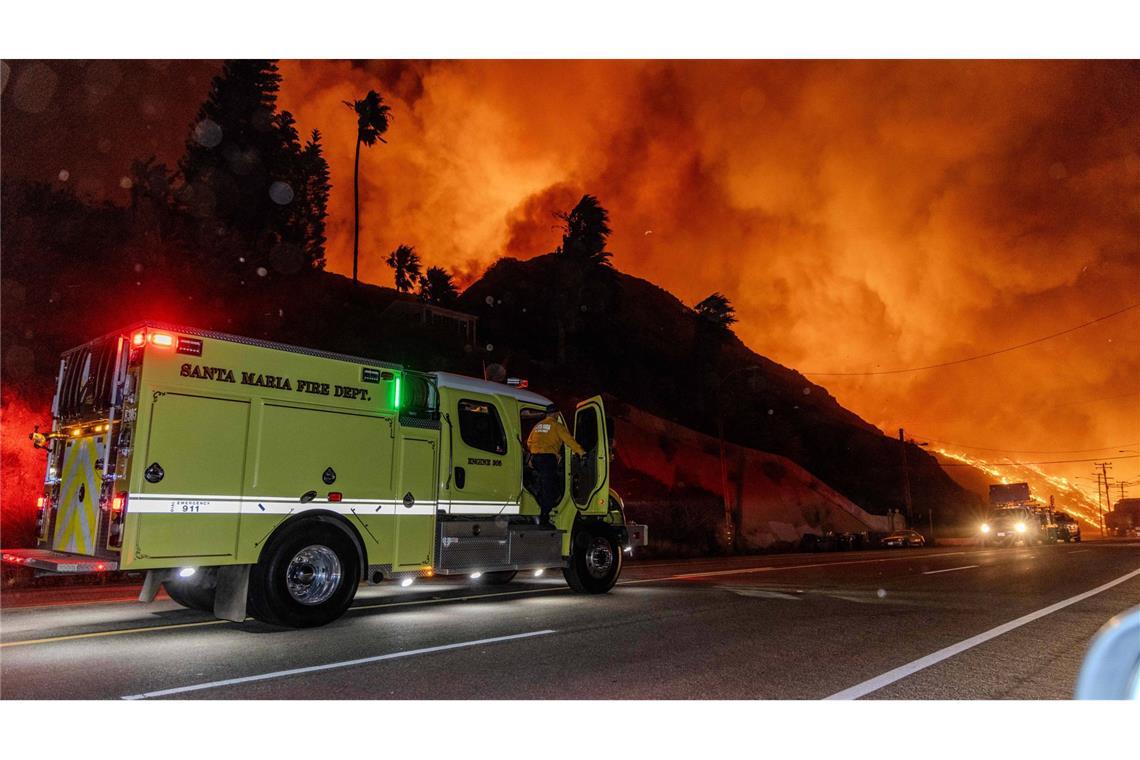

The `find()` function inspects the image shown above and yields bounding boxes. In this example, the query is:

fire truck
[1106,498,1140,536]
[2,323,645,627]
[979,482,1060,547]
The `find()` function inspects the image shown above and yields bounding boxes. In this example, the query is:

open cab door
[571,396,609,514]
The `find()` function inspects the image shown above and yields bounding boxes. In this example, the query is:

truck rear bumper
[1,548,118,573]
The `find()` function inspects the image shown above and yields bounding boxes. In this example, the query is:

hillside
[610,401,898,556]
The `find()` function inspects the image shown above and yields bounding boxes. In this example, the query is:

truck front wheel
[248,521,360,628]
[563,526,622,594]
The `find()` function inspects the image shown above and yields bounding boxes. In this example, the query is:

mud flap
[213,564,250,622]
[139,569,170,602]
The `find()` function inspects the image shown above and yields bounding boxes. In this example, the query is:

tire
[1075,534,1082,543]
[563,524,622,594]
[164,568,218,612]
[248,520,361,628]
[480,570,518,585]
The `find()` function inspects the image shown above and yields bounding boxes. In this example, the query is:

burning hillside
[933,447,1106,530]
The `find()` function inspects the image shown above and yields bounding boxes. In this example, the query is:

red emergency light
[130,329,175,348]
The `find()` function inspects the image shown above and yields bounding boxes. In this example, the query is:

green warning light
[392,374,402,411]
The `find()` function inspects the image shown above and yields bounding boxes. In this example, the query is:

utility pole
[715,365,761,552]
[899,428,913,527]
[1093,464,1113,537]
[1098,461,1114,508]
[1098,461,1116,538]
[717,411,733,550]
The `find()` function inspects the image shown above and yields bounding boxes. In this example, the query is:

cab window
[458,399,508,455]
[575,407,599,454]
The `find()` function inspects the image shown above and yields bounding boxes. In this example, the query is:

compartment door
[395,437,438,568]
[571,396,609,512]
[135,393,249,559]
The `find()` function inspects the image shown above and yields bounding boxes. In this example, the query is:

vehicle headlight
[1016,522,1026,533]
[980,524,990,534]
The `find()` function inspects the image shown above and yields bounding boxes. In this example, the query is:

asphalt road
[2,540,1138,700]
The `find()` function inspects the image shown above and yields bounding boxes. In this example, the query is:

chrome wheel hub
[286,545,342,605]
[584,537,614,579]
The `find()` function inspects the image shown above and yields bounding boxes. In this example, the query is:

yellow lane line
[349,585,569,612]
[1,619,231,649]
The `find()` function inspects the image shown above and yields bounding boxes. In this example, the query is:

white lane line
[922,564,979,575]
[120,629,555,700]
[825,566,1140,700]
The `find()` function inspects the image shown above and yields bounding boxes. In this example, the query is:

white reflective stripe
[446,500,519,506]
[448,503,520,515]
[126,495,439,516]
[129,494,407,504]
[128,500,244,515]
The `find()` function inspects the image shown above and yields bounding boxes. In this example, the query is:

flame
[934,447,1106,529]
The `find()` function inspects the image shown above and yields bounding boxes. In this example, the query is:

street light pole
[716,365,762,552]
[899,428,914,527]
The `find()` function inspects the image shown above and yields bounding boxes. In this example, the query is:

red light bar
[327,492,343,502]
[36,497,45,509]
[111,495,125,513]
[149,332,174,347]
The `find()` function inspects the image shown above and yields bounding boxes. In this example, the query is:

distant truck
[1,323,646,627]
[980,482,1059,546]
[1106,498,1140,537]
[1053,512,1082,543]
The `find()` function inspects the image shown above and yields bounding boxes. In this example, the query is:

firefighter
[526,403,586,525]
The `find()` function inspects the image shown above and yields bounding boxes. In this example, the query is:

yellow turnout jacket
[527,414,586,457]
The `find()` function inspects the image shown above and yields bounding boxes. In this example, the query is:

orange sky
[277,60,1139,494]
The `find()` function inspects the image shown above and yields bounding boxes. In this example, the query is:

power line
[1044,391,1139,411]
[909,435,1140,454]
[802,302,1140,377]
[937,454,1137,466]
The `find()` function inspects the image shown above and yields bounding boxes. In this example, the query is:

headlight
[1016,522,1026,533]
[980,524,990,534]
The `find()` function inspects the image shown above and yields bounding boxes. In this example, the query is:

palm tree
[386,244,422,293]
[555,194,612,267]
[695,293,737,330]
[344,90,392,283]
[550,194,616,364]
[419,266,459,307]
